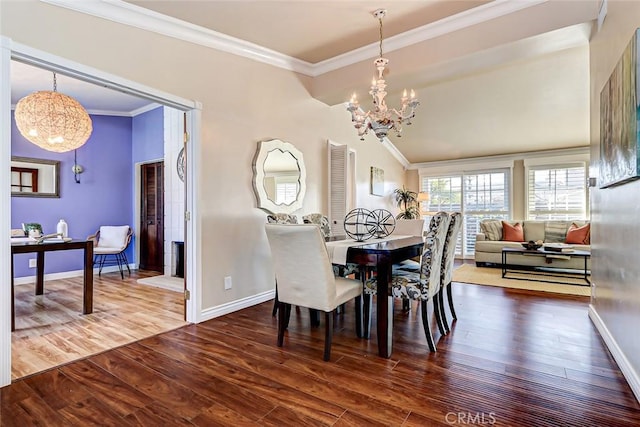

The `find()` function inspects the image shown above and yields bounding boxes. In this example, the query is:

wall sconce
[72,149,84,183]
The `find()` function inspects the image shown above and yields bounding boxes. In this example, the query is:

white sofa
[475,220,590,270]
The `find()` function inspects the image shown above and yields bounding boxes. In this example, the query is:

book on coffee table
[543,243,574,253]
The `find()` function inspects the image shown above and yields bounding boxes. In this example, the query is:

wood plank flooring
[2,276,639,425]
[11,270,186,380]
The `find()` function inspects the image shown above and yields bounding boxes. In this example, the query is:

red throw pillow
[566,223,590,244]
[502,221,524,242]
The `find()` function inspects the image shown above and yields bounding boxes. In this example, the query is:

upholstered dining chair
[87,225,133,279]
[265,223,363,361]
[439,212,463,332]
[364,212,451,352]
[392,219,426,237]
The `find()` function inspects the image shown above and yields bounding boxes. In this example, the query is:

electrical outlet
[224,276,232,290]
[28,259,37,268]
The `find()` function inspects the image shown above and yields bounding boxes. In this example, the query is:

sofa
[475,219,591,270]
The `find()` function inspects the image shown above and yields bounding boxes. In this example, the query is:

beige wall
[589,1,640,397]
[1,3,406,311]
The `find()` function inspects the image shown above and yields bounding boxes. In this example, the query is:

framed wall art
[599,29,640,188]
[370,166,384,196]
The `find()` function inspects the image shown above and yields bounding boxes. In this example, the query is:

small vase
[57,219,68,238]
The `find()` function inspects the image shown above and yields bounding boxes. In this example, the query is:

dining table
[326,235,424,358]
[10,238,94,332]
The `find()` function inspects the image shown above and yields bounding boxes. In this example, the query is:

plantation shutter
[328,143,348,237]
[527,164,586,220]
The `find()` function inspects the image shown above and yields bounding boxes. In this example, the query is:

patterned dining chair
[439,212,463,332]
[363,212,451,352]
[302,213,331,238]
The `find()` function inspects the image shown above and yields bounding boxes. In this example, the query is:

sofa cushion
[502,221,524,241]
[566,223,590,244]
[523,221,545,242]
[480,220,502,240]
[544,221,570,243]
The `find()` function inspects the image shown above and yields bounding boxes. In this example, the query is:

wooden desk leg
[376,261,393,358]
[36,251,45,295]
[11,254,15,332]
[84,242,94,314]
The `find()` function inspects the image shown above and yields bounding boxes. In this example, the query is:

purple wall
[11,112,134,277]
[132,107,164,163]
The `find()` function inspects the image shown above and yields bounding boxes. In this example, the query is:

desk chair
[265,224,363,361]
[88,225,133,279]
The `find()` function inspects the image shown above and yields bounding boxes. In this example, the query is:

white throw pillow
[99,225,130,248]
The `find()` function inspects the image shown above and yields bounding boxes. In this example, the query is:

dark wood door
[140,162,164,272]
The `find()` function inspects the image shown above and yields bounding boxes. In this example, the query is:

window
[526,163,587,220]
[422,169,510,257]
[11,167,38,193]
[275,181,298,205]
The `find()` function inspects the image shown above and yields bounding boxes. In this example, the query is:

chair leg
[433,293,447,336]
[272,284,279,317]
[121,251,131,276]
[116,254,124,279]
[362,293,372,339]
[310,309,320,327]
[97,255,105,276]
[323,311,334,361]
[354,295,363,338]
[284,303,292,330]
[420,300,437,352]
[438,288,450,334]
[277,302,288,347]
[402,299,411,312]
[447,282,457,321]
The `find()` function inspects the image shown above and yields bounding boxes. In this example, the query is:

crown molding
[379,137,410,169]
[40,0,315,75]
[41,0,548,77]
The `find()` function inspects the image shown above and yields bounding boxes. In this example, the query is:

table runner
[326,235,413,265]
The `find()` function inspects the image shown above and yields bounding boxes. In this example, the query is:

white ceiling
[12,0,601,162]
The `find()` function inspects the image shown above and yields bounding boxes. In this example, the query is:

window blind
[526,164,586,220]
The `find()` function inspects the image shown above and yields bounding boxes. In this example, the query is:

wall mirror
[252,139,306,214]
[11,156,60,198]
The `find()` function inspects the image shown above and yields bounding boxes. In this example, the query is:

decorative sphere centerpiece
[343,208,377,241]
[370,209,396,238]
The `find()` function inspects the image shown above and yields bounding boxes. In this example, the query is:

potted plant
[393,186,419,219]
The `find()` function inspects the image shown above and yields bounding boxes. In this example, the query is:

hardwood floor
[11,270,186,380]
[2,277,639,425]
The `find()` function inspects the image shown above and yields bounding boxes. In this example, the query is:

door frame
[0,37,202,386]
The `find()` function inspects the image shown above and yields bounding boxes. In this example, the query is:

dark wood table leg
[84,242,94,314]
[35,251,45,295]
[11,253,15,332]
[376,259,393,358]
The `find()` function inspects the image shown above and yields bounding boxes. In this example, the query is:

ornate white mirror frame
[252,139,306,214]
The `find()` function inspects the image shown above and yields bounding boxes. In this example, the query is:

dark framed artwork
[370,166,384,196]
[599,29,640,188]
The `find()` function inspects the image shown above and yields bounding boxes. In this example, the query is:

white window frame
[524,153,589,220]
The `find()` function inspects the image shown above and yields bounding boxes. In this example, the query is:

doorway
[1,38,201,387]
[140,161,164,272]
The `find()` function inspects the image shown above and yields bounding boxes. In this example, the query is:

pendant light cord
[53,72,57,92]
[378,17,384,58]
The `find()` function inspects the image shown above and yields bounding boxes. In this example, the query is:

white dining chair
[265,223,363,361]
[392,219,426,237]
[88,225,133,279]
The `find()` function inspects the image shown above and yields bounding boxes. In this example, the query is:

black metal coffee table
[501,247,591,286]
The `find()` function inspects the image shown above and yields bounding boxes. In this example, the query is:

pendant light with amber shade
[14,72,93,153]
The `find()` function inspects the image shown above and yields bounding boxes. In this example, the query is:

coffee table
[501,247,591,286]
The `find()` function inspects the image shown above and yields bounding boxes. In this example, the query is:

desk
[10,239,94,331]
[328,236,423,358]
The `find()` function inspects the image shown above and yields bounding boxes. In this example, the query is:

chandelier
[347,9,419,142]
[14,72,93,153]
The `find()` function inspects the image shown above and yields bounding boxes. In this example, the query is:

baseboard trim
[199,290,275,322]
[13,263,137,285]
[589,304,640,403]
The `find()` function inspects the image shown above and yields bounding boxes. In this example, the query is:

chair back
[393,219,425,237]
[265,224,337,312]
[419,212,451,299]
[266,213,298,224]
[441,212,463,286]
[97,226,132,250]
[302,213,331,238]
